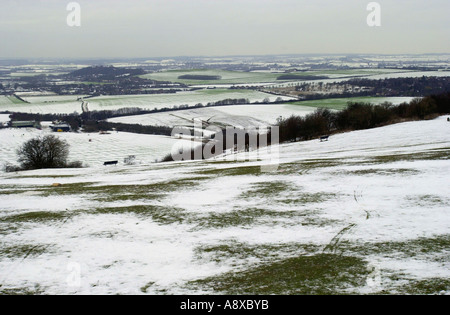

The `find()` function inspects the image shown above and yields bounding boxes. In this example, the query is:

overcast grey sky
[0,0,449,58]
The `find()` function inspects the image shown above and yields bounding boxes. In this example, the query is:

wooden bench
[104,161,118,166]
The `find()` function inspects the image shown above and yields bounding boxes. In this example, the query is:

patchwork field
[108,103,318,128]
[0,90,293,115]
[108,97,417,128]
[0,116,449,294]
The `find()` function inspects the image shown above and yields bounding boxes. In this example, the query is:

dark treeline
[178,75,222,80]
[82,121,172,136]
[294,76,450,99]
[67,65,145,80]
[277,92,450,143]
[277,75,329,81]
[6,111,172,136]
[342,76,450,96]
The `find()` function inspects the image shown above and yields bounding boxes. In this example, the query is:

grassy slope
[2,148,449,294]
[0,117,449,295]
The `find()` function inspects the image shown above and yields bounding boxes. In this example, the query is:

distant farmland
[140,69,416,86]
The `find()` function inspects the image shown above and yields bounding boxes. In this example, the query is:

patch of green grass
[370,149,450,163]
[41,178,204,202]
[405,195,449,208]
[397,278,450,295]
[196,208,300,229]
[7,95,27,104]
[0,211,68,224]
[240,181,292,199]
[280,192,337,206]
[140,282,156,294]
[194,241,320,265]
[188,253,369,295]
[0,243,53,259]
[88,202,329,230]
[348,235,450,259]
[89,205,189,225]
[140,282,168,294]
[197,165,262,177]
[0,285,45,295]
[277,160,342,175]
[0,188,39,196]
[39,182,96,196]
[334,168,421,176]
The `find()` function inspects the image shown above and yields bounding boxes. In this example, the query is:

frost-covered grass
[0,116,449,295]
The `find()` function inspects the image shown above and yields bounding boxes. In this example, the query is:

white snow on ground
[108,104,318,127]
[0,116,449,294]
[0,127,192,169]
[0,114,10,124]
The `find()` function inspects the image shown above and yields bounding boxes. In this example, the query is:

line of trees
[291,76,450,100]
[277,92,450,143]
[82,120,172,135]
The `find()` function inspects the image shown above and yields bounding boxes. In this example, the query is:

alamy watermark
[367,2,381,27]
[67,2,81,27]
[66,262,81,287]
[66,2,380,28]
[170,120,280,172]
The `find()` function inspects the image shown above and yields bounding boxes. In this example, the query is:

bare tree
[17,135,70,170]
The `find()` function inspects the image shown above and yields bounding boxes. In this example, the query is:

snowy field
[108,97,415,128]
[108,104,318,127]
[0,116,449,294]
[0,114,10,124]
[0,90,293,115]
[0,127,191,169]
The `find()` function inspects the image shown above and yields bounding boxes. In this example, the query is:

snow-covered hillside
[0,116,449,294]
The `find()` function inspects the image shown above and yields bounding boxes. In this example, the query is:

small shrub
[160,153,174,162]
[65,161,84,168]
[3,163,22,173]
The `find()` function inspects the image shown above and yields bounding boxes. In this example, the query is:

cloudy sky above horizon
[0,0,449,59]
